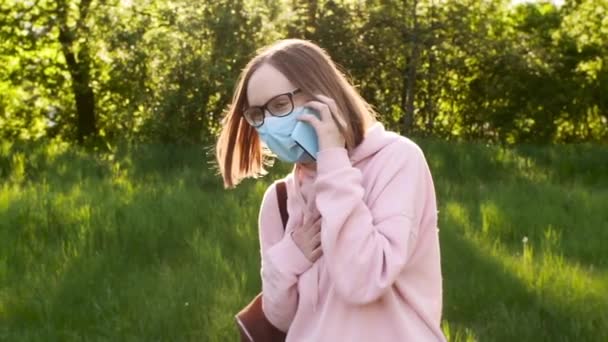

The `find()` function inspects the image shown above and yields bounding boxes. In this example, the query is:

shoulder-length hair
[216,39,376,188]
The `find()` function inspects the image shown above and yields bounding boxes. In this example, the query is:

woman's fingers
[312,230,321,246]
[302,215,321,229]
[312,94,348,131]
[302,100,332,122]
[302,215,319,231]
[314,94,339,120]
[296,113,322,132]
[305,218,322,237]
[310,245,323,261]
[299,95,346,150]
[294,215,323,262]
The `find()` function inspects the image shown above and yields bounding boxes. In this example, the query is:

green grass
[0,139,606,341]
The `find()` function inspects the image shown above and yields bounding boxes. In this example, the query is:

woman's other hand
[291,216,323,263]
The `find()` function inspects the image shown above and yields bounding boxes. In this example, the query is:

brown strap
[275,181,289,231]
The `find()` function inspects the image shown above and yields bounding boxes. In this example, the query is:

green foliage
[0,0,606,145]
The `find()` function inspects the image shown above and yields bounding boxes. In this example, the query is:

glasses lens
[267,94,294,116]
[244,108,264,127]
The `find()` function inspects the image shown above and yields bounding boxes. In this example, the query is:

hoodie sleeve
[314,143,435,305]
[259,182,314,332]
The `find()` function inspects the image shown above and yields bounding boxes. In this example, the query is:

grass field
[0,139,606,341]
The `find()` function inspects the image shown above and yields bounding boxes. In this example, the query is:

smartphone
[291,108,320,160]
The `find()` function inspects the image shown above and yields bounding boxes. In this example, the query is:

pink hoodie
[258,122,446,341]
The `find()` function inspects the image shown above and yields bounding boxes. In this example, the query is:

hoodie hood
[348,122,402,164]
[296,121,401,180]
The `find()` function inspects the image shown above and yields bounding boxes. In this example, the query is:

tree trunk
[425,0,437,135]
[402,0,420,135]
[288,0,316,38]
[425,53,436,134]
[56,0,96,144]
[63,45,96,144]
[306,0,317,38]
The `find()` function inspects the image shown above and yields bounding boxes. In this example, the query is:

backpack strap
[275,181,289,231]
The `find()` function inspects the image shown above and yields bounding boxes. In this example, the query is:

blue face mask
[255,106,320,163]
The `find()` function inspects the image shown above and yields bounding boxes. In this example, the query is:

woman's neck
[298,161,317,172]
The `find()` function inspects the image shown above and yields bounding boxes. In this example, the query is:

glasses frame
[243,88,302,127]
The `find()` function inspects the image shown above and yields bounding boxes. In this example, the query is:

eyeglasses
[243,89,301,127]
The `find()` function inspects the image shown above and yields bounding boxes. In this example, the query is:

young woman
[217,39,446,341]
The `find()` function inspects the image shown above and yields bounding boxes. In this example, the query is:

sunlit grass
[0,140,606,341]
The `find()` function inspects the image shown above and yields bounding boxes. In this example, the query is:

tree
[56,0,97,143]
[0,0,605,145]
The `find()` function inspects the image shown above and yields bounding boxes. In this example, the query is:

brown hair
[216,39,376,188]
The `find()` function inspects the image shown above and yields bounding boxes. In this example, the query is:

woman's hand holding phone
[296,94,346,151]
